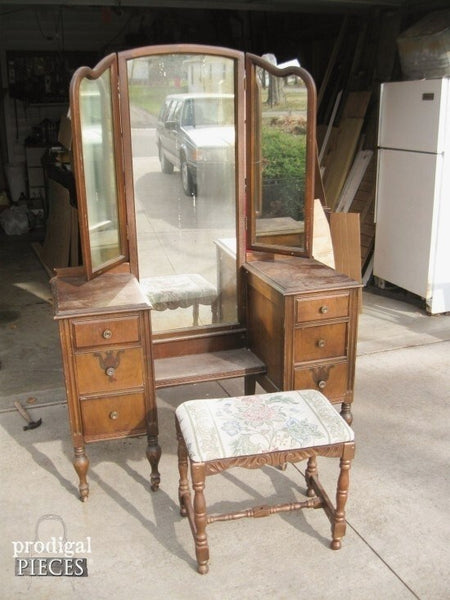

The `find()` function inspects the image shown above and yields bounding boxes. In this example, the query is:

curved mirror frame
[117,45,246,336]
[70,54,128,279]
[246,54,316,257]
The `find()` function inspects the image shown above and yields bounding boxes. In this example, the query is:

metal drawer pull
[102,329,112,339]
[319,305,328,314]
[317,338,326,348]
[105,367,115,377]
[318,380,327,389]
[109,411,119,420]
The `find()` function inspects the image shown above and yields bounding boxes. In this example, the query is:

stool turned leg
[193,302,199,326]
[176,419,190,517]
[331,455,352,550]
[211,299,219,323]
[244,374,256,395]
[305,455,318,497]
[191,463,209,574]
[340,402,353,425]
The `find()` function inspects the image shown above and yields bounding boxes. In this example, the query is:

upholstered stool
[175,389,355,574]
[140,274,217,326]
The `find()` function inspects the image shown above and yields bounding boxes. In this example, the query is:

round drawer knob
[319,305,329,314]
[317,338,326,348]
[318,380,327,389]
[109,411,119,420]
[105,367,115,377]
[102,329,112,339]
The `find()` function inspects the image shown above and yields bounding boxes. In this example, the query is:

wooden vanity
[51,44,360,500]
[244,257,359,423]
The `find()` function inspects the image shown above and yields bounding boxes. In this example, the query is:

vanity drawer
[80,392,146,441]
[294,323,347,362]
[72,315,141,349]
[294,361,348,398]
[76,347,144,395]
[295,293,349,323]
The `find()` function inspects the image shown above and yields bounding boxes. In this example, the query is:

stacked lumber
[321,90,371,211]
[315,9,404,286]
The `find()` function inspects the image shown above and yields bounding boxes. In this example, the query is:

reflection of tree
[266,75,284,107]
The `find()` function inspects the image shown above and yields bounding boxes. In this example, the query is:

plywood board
[323,117,365,210]
[330,211,362,310]
[341,90,371,119]
[336,149,373,212]
[312,198,335,269]
[349,152,377,268]
[40,179,72,272]
[330,212,361,282]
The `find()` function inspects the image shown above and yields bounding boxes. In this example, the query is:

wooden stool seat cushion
[139,274,217,311]
[176,389,354,463]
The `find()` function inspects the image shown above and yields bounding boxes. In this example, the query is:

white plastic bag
[0,205,29,235]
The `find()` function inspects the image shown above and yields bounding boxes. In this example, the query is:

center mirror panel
[121,49,242,334]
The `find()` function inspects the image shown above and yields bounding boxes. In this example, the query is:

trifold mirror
[70,45,316,336]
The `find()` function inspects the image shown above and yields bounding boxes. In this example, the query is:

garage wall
[0,5,138,196]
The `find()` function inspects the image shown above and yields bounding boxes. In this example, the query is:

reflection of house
[277,59,301,86]
[184,56,234,94]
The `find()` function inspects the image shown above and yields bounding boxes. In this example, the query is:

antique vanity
[50,44,360,501]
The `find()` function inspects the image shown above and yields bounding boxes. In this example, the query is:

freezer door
[374,149,440,300]
[378,79,448,153]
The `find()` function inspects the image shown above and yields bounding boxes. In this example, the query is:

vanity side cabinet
[244,257,360,423]
[51,271,160,501]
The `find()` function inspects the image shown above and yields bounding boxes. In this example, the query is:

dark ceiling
[0,0,446,12]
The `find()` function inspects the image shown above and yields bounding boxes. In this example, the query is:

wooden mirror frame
[70,53,129,280]
[245,53,316,258]
[69,45,317,356]
[115,44,248,356]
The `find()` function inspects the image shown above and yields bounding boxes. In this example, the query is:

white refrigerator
[374,78,450,314]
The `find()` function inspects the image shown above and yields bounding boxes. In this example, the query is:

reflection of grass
[262,85,307,112]
[129,84,187,116]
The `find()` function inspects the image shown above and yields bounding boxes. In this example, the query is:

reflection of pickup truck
[155,93,235,196]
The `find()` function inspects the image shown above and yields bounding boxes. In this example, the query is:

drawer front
[294,362,348,399]
[76,347,144,395]
[80,392,146,441]
[296,293,349,323]
[294,323,347,362]
[72,315,141,349]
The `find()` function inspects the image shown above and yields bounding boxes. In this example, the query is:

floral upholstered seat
[175,389,356,573]
[176,389,354,463]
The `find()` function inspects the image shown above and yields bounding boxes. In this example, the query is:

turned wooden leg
[331,454,352,550]
[146,434,161,492]
[340,402,353,425]
[305,455,318,497]
[193,302,199,327]
[211,299,219,324]
[73,446,89,502]
[176,418,190,517]
[191,463,209,574]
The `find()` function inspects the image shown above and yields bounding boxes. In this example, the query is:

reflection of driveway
[132,127,236,292]
[134,165,235,230]
[130,106,157,128]
[132,128,235,230]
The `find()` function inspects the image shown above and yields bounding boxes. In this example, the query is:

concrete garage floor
[1,235,450,600]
